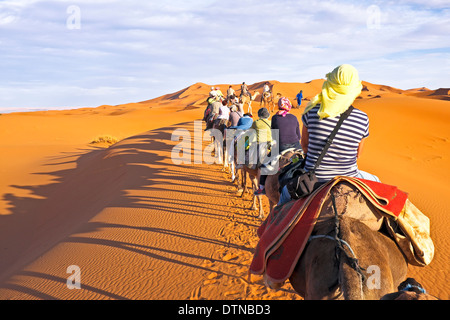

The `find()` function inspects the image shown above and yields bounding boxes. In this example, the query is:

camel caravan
[201,65,437,300]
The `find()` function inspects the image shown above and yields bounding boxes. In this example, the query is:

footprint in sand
[224,290,240,297]
[222,253,238,261]
[190,286,201,300]
[207,272,219,280]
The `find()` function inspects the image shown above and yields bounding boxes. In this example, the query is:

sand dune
[0,79,448,300]
[404,87,450,101]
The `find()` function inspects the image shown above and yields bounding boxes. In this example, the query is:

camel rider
[205,99,223,131]
[241,82,250,97]
[229,105,243,127]
[217,99,230,126]
[207,87,218,105]
[251,107,272,152]
[209,87,217,98]
[252,108,273,195]
[277,64,380,206]
[251,108,273,184]
[263,82,271,97]
[226,114,253,168]
[227,86,235,103]
[227,113,253,131]
[215,87,224,100]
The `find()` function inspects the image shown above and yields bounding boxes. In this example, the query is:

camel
[264,148,304,213]
[222,129,238,182]
[289,212,408,299]
[261,91,275,113]
[240,91,260,115]
[205,119,228,168]
[264,179,409,300]
[234,148,304,220]
[237,165,265,219]
[274,92,282,106]
[225,133,267,219]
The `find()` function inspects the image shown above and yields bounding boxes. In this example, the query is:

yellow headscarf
[303,64,363,119]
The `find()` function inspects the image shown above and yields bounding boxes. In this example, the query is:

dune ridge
[0,79,448,299]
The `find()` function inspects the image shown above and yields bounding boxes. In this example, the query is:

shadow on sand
[0,121,256,299]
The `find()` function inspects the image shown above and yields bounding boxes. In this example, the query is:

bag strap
[312,106,354,172]
[261,119,271,129]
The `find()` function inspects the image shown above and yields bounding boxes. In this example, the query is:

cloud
[0,0,449,112]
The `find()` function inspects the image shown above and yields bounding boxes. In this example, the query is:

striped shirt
[302,105,369,182]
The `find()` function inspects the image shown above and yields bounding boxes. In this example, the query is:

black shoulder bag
[285,106,354,200]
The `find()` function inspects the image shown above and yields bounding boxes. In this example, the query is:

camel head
[279,149,304,168]
[381,278,439,300]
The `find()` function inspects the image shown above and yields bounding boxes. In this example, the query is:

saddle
[249,176,434,287]
[277,151,306,192]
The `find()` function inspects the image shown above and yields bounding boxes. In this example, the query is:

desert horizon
[0,78,448,300]
[1,79,448,115]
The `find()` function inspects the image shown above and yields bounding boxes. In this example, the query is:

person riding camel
[252,107,272,148]
[278,64,380,206]
[263,82,271,96]
[227,86,235,105]
[226,114,254,169]
[254,97,301,195]
[240,82,250,98]
[229,104,243,128]
[251,107,272,195]
[215,86,224,101]
[272,97,301,152]
[210,99,230,140]
[209,86,216,98]
[204,97,224,131]
[216,99,230,127]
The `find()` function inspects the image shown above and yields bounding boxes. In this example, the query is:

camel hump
[317,181,384,232]
[325,181,434,267]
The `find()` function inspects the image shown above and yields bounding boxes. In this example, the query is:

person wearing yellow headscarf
[277,64,380,206]
[277,64,383,206]
[303,64,363,119]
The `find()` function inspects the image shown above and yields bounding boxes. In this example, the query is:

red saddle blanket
[249,176,409,284]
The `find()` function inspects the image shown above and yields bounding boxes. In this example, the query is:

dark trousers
[259,141,302,187]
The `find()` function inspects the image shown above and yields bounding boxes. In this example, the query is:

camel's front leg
[257,195,264,219]
[222,144,229,172]
[240,169,247,196]
[230,160,236,182]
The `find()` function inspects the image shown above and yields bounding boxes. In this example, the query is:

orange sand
[0,81,448,300]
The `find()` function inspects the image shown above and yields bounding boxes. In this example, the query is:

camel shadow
[0,121,251,299]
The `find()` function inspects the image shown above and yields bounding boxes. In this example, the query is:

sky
[0,0,449,113]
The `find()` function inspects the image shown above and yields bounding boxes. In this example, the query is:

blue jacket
[228,115,253,130]
[296,92,303,105]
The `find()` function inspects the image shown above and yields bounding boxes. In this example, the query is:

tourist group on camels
[203,64,436,300]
